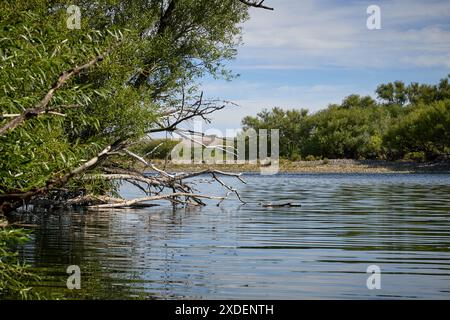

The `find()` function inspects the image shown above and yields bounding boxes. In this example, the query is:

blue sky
[196,0,450,134]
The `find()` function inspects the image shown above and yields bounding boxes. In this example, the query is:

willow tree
[0,0,273,217]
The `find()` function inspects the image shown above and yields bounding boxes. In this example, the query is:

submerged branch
[88,192,226,209]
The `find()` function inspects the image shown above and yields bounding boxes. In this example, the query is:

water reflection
[17,173,450,299]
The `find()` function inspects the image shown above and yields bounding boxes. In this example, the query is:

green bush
[131,139,181,159]
[241,76,450,161]
[290,153,301,161]
[383,100,450,160]
[403,151,426,162]
[305,155,316,161]
[0,227,41,300]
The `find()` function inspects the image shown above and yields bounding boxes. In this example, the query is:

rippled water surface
[18,173,450,299]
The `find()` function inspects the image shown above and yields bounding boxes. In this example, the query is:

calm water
[16,173,450,299]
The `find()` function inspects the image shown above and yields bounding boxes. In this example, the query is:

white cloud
[237,0,450,69]
[401,54,450,68]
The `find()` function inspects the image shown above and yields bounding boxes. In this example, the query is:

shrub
[131,139,180,159]
[0,227,41,299]
[290,153,301,161]
[305,155,316,161]
[403,151,426,162]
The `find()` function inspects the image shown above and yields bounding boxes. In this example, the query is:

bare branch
[147,97,236,134]
[144,141,165,157]
[88,192,226,209]
[66,195,125,206]
[174,130,237,157]
[84,173,161,187]
[211,172,246,204]
[123,149,174,178]
[174,169,246,183]
[239,0,274,10]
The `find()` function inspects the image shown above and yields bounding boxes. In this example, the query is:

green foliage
[341,94,376,109]
[383,100,450,160]
[0,1,250,196]
[403,152,426,162]
[131,139,180,159]
[290,153,301,161]
[242,107,310,158]
[376,75,450,106]
[304,105,385,159]
[242,76,450,161]
[0,227,41,299]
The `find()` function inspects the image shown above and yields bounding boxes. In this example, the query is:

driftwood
[82,167,247,209]
[88,192,226,210]
[261,202,302,208]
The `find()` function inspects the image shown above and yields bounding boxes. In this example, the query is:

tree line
[242,76,450,161]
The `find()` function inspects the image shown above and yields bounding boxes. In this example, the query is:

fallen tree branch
[123,149,174,178]
[174,130,237,158]
[1,95,246,215]
[88,192,226,209]
[211,172,246,204]
[84,173,161,186]
[174,169,246,183]
[65,195,125,206]
[0,139,127,215]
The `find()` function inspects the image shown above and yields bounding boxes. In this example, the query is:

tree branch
[239,0,274,10]
[146,96,235,134]
[0,139,127,215]
[88,192,226,209]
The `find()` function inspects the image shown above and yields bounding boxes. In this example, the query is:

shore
[149,159,450,174]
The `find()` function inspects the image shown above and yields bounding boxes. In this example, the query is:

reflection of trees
[20,204,215,299]
[18,175,450,299]
[18,208,144,299]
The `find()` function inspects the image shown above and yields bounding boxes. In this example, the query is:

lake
[17,173,450,299]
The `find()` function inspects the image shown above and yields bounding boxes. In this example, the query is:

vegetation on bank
[0,227,41,299]
[0,0,448,300]
[130,139,180,160]
[132,77,450,165]
[0,0,272,298]
[144,158,450,174]
[242,76,450,162]
[0,0,267,217]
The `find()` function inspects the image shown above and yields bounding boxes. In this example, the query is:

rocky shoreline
[149,159,450,174]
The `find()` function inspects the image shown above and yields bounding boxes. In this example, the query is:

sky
[194,0,450,135]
